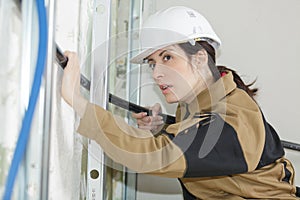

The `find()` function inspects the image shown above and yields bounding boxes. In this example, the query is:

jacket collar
[179,71,237,119]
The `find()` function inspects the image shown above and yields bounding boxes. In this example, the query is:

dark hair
[178,41,258,98]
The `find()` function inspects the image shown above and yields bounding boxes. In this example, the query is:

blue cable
[3,0,48,199]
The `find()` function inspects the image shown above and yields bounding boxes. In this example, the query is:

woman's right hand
[131,103,164,134]
[61,51,88,118]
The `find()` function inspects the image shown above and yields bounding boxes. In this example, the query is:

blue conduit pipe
[3,0,48,199]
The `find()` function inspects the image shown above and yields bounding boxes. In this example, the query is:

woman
[62,6,299,199]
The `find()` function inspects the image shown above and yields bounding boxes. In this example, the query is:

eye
[163,55,172,61]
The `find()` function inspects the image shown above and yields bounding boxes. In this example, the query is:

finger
[149,120,164,126]
[135,115,151,127]
[137,116,163,126]
[136,118,150,126]
[131,112,147,119]
[137,125,155,131]
[135,115,151,124]
[149,116,164,125]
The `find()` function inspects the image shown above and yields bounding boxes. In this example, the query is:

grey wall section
[138,0,300,199]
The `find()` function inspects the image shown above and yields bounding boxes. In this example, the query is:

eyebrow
[159,50,168,57]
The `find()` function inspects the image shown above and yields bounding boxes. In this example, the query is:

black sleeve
[169,113,248,178]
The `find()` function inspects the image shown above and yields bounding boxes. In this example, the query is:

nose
[152,63,164,81]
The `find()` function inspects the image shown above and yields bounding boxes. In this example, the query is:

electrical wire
[3,0,48,199]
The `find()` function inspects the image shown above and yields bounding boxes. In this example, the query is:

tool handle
[56,44,91,91]
[56,45,68,69]
[108,94,176,124]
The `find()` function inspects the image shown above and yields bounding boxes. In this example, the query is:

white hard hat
[130,6,221,64]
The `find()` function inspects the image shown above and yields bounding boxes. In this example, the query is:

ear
[196,49,208,65]
[191,49,208,68]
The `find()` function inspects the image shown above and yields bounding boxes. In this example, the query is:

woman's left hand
[131,103,164,134]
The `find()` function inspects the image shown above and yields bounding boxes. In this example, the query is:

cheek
[171,64,198,88]
[183,67,200,87]
[172,73,196,97]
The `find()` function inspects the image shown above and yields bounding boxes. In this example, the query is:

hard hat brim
[130,37,220,64]
[130,44,170,64]
[130,37,198,64]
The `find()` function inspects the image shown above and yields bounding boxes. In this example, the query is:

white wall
[138,0,300,199]
[48,1,94,199]
[0,1,22,198]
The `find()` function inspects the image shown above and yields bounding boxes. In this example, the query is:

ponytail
[178,41,258,99]
[217,65,258,98]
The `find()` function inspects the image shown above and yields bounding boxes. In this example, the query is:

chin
[164,94,179,104]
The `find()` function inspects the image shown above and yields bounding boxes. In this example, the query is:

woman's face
[146,44,213,104]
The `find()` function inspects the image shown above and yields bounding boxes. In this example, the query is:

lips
[160,85,168,90]
[159,84,172,94]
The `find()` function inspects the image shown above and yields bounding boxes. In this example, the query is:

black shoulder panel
[256,113,284,169]
[172,114,248,178]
